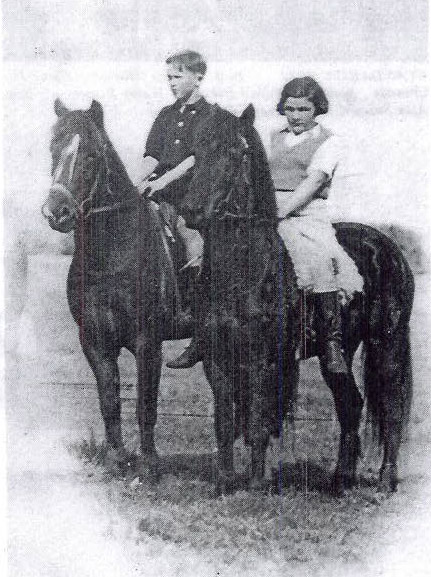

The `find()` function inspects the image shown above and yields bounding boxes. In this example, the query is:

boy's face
[167,63,201,100]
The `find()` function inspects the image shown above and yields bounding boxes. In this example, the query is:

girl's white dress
[270,124,363,296]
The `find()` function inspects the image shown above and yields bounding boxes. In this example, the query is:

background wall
[2,0,429,255]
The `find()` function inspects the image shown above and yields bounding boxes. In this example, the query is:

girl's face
[167,63,201,101]
[283,96,317,135]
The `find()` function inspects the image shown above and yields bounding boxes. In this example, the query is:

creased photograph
[3,1,430,576]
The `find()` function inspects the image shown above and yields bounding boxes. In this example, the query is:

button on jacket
[144,97,212,175]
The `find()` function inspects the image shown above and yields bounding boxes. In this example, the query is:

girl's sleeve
[307,135,344,178]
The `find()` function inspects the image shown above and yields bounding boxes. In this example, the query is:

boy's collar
[280,123,321,138]
[174,96,207,111]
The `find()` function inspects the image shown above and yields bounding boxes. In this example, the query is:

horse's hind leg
[135,333,163,483]
[249,369,272,492]
[368,338,413,493]
[320,353,363,494]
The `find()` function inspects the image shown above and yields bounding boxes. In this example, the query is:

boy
[137,50,210,368]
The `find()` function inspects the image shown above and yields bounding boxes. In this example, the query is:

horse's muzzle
[41,194,77,233]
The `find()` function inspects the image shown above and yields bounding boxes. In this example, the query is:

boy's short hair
[166,50,207,77]
[276,76,329,116]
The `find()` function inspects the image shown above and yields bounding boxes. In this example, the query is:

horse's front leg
[203,355,235,496]
[82,342,126,468]
[135,332,163,483]
[248,327,273,491]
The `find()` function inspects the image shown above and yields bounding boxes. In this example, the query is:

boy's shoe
[166,337,202,369]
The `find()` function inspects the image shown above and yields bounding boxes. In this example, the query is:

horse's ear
[210,104,220,117]
[88,100,104,128]
[240,104,255,126]
[54,98,69,117]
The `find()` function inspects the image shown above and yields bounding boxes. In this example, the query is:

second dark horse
[180,103,414,495]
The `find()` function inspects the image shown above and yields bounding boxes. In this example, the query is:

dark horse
[179,103,414,495]
[42,99,414,495]
[42,99,188,480]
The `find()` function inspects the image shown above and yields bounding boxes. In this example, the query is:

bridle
[42,121,133,225]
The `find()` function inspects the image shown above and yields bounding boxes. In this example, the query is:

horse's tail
[362,266,414,445]
[363,324,413,444]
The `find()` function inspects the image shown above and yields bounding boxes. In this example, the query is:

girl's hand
[278,209,300,220]
[145,178,166,198]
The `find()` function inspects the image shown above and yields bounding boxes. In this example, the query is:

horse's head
[42,99,109,233]
[180,104,277,228]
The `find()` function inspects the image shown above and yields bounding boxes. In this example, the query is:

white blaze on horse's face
[52,133,81,188]
[239,135,249,150]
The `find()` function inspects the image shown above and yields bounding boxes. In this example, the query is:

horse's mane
[190,104,278,225]
[246,123,278,225]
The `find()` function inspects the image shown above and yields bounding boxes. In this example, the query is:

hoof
[138,452,161,485]
[249,476,271,493]
[378,464,398,493]
[331,432,360,495]
[330,468,355,496]
[215,472,236,496]
[330,470,345,497]
[105,445,129,477]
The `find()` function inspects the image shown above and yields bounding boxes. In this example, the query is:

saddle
[157,201,178,244]
[151,201,197,339]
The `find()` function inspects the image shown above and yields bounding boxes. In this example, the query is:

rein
[81,195,139,219]
[84,200,137,216]
[212,210,274,224]
[74,139,131,219]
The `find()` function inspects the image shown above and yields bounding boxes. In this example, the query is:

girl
[270,76,363,374]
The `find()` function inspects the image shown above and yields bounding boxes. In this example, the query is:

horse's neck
[102,138,138,205]
[73,200,159,278]
[249,129,278,224]
[73,140,157,271]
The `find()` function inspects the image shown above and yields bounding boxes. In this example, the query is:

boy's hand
[138,177,166,199]
[146,178,166,198]
[137,179,151,196]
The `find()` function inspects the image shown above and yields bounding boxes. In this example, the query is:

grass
[72,439,387,569]
[15,255,431,573]
[68,363,389,569]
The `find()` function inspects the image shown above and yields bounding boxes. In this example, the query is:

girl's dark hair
[166,50,207,77]
[276,76,329,116]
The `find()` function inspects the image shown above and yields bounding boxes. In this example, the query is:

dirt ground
[5,255,431,576]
